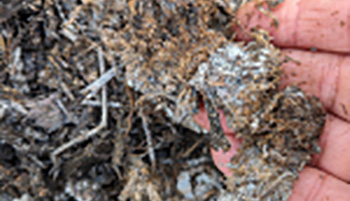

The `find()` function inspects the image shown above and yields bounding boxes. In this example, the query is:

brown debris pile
[0,0,325,201]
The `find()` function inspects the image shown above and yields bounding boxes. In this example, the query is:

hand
[194,0,350,200]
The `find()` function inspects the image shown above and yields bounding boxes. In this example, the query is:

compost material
[0,0,325,201]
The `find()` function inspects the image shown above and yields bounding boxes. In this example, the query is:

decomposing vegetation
[0,0,325,201]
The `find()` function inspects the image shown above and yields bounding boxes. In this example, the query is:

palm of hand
[195,0,350,200]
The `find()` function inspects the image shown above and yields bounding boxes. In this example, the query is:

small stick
[55,98,74,123]
[123,85,134,138]
[140,110,156,170]
[80,67,117,96]
[51,48,108,164]
[81,100,122,108]
[60,82,75,101]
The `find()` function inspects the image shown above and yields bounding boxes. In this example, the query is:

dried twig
[51,48,108,164]
[140,111,156,170]
[80,67,117,96]
[59,82,75,101]
[81,100,122,108]
[123,85,134,138]
[55,99,74,123]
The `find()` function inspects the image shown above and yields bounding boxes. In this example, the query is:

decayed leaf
[24,94,68,133]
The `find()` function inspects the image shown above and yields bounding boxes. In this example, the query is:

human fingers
[200,113,350,200]
[280,49,350,122]
[235,0,350,53]
[192,103,350,181]
[193,104,235,135]
[193,105,241,175]
[202,112,350,182]
[288,167,350,201]
[311,115,350,183]
[195,106,350,182]
[194,55,350,180]
[210,133,239,175]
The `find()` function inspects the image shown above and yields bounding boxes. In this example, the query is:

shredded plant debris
[0,0,325,201]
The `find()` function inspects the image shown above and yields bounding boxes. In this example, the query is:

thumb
[193,105,241,175]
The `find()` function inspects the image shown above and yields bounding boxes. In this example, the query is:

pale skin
[194,0,350,200]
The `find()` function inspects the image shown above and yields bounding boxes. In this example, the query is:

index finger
[236,0,350,53]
